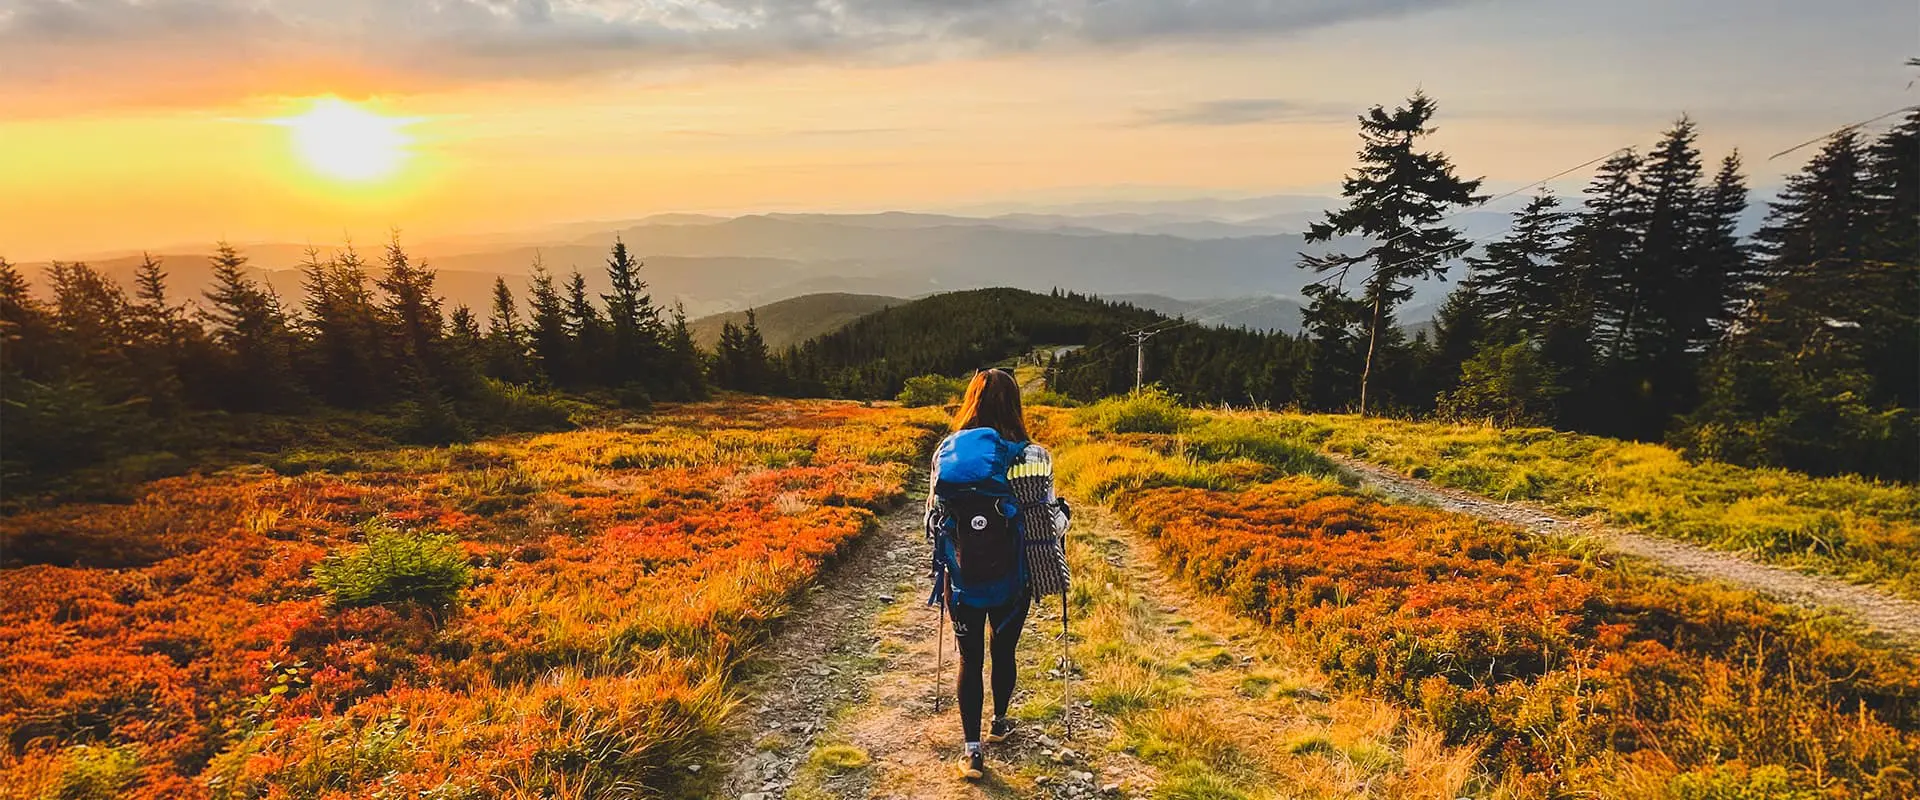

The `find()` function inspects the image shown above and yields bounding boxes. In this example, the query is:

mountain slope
[688,293,901,349]
[1106,293,1307,333]
[786,288,1163,398]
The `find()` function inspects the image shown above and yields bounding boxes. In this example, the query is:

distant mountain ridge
[20,203,1499,326]
[1106,293,1308,333]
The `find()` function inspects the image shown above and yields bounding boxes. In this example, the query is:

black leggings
[949,591,1031,743]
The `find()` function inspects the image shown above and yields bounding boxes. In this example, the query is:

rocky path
[716,498,1480,799]
[1332,454,1920,646]
[713,498,930,799]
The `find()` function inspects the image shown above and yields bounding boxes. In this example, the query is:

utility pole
[1129,329,1156,393]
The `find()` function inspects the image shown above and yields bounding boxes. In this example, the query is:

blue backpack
[928,428,1028,609]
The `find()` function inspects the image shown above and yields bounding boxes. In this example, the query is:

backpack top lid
[934,427,1026,497]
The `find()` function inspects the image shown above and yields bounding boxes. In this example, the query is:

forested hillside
[688,293,899,349]
[779,288,1161,398]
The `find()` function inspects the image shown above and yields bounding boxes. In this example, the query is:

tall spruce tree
[563,269,607,386]
[47,262,138,401]
[1299,92,1484,415]
[446,304,484,382]
[126,253,191,413]
[1690,153,1757,343]
[662,303,709,400]
[375,235,445,394]
[601,238,664,388]
[200,243,302,411]
[1554,149,1644,429]
[300,247,377,406]
[484,277,532,383]
[0,258,53,380]
[1860,110,1920,413]
[1613,118,1715,439]
[526,260,571,387]
[1460,192,1572,342]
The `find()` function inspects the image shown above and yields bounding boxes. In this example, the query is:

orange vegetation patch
[1116,476,1920,798]
[0,399,943,800]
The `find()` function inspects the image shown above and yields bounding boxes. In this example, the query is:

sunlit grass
[1264,412,1920,597]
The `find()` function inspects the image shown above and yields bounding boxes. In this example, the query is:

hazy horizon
[4,0,1913,261]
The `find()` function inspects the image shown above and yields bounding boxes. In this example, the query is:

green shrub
[614,383,654,411]
[314,521,471,609]
[896,374,965,408]
[470,379,579,432]
[1024,388,1081,407]
[55,745,140,800]
[1187,418,1344,481]
[397,395,472,445]
[1076,387,1191,434]
[0,376,150,476]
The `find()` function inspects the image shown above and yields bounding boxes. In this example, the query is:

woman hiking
[925,368,1071,780]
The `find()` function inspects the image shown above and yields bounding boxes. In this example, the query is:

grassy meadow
[1256,414,1920,600]
[0,399,944,800]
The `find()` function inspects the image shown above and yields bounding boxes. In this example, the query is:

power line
[1767,104,1920,161]
[1120,142,1645,342]
[1372,146,1630,252]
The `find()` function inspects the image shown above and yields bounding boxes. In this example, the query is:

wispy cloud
[1,0,1473,110]
[1135,98,1353,127]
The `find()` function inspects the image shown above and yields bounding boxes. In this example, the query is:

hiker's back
[930,428,1027,608]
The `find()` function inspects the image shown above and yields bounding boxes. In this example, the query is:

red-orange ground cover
[1114,475,1920,796]
[1,399,942,799]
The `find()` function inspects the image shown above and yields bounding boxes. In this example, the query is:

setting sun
[276,97,412,182]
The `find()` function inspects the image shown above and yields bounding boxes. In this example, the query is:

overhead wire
[1122,142,1645,340]
[1766,104,1920,162]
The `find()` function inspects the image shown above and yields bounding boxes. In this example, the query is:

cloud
[0,0,1471,110]
[1135,98,1354,126]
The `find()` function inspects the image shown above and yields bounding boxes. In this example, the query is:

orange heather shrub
[0,399,943,800]
[1115,476,1920,797]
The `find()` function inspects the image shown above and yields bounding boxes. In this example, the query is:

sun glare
[277,98,413,182]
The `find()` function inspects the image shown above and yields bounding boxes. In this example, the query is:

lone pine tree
[1300,91,1484,415]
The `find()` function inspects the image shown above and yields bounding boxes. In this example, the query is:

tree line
[0,236,794,482]
[1059,96,1917,481]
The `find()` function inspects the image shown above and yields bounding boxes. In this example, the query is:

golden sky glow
[0,0,1912,261]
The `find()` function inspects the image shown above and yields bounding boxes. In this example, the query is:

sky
[1,0,1914,260]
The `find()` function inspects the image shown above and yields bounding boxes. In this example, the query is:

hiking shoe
[957,749,986,779]
[984,717,1017,743]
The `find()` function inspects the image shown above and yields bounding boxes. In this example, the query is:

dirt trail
[1332,454,1920,646]
[721,500,1479,799]
[713,498,929,799]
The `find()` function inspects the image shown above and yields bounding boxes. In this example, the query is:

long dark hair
[951,369,1028,443]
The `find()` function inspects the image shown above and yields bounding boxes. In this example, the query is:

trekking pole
[1061,594,1072,740]
[934,578,947,713]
